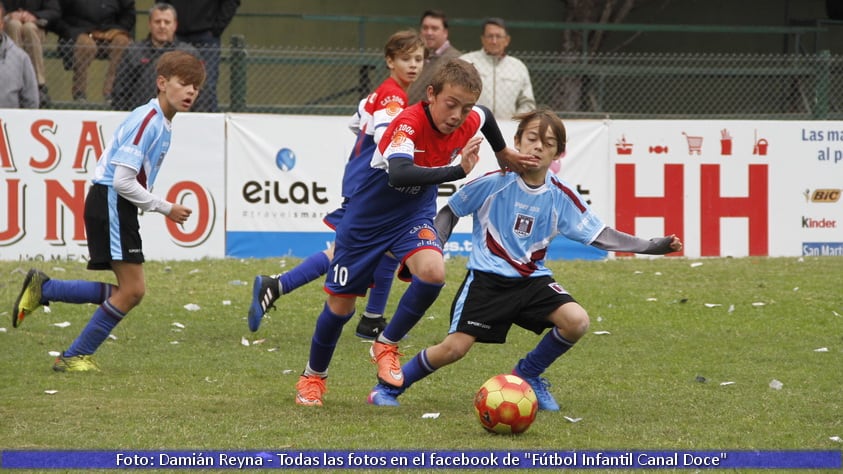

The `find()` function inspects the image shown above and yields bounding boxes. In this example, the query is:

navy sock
[516,327,575,378]
[41,279,111,305]
[279,251,330,294]
[307,303,354,373]
[401,349,437,390]
[381,276,443,342]
[64,300,125,357]
[365,254,399,316]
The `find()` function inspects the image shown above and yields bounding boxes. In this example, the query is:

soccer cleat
[370,341,404,387]
[295,374,327,406]
[355,316,387,340]
[247,275,280,332]
[367,383,403,406]
[12,269,49,328]
[53,354,100,372]
[513,368,560,411]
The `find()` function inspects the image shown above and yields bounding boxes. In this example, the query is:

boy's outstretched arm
[591,227,683,255]
[433,204,460,246]
[476,105,538,172]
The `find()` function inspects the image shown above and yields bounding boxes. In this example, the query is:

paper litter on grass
[48,351,61,357]
[769,379,783,390]
[646,297,658,302]
[108,334,118,340]
[564,416,582,423]
[52,321,71,328]
[690,262,704,268]
[830,436,842,443]
[704,303,722,308]
[172,322,186,329]
[0,328,6,333]
[43,306,51,313]
[593,331,611,335]
[188,269,201,274]
[183,303,200,311]
[240,337,250,347]
[719,381,735,386]
[421,413,440,419]
[814,347,829,352]
[752,302,766,307]
[44,390,58,395]
[222,300,231,305]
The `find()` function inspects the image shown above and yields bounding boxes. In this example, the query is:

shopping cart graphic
[682,132,703,155]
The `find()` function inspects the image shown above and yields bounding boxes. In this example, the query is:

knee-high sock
[307,303,354,374]
[515,327,575,378]
[279,251,330,295]
[401,349,437,390]
[365,254,399,316]
[64,300,125,357]
[381,276,443,343]
[42,280,111,305]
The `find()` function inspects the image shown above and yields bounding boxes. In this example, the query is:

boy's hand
[495,147,540,173]
[460,136,483,175]
[668,234,683,253]
[167,203,193,225]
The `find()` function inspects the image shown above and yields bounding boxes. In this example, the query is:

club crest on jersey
[513,213,534,237]
[391,130,408,147]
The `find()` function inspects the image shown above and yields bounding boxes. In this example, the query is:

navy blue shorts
[326,218,441,296]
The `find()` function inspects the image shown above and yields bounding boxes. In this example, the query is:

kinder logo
[805,188,841,203]
[275,148,296,171]
[801,216,837,229]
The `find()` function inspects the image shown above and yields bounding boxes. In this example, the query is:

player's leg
[372,247,445,388]
[12,269,113,328]
[512,281,588,411]
[296,236,381,406]
[56,262,145,372]
[248,246,333,332]
[354,253,399,339]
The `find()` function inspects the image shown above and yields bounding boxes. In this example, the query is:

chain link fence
[39,37,843,119]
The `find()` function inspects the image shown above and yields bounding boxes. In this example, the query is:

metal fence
[38,36,843,119]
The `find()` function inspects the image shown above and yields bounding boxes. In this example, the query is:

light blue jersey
[92,99,171,190]
[448,170,606,278]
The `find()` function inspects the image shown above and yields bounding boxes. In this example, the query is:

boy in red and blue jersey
[294,58,537,406]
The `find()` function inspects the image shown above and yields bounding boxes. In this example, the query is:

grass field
[1,256,841,472]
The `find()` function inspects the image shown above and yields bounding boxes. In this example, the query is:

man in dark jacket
[162,0,239,112]
[112,3,197,110]
[1,0,60,106]
[54,0,134,102]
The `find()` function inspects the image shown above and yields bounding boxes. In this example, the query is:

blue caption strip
[1,450,840,469]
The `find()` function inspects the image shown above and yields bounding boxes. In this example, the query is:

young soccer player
[247,30,425,339]
[367,109,683,409]
[11,50,206,372]
[293,58,537,406]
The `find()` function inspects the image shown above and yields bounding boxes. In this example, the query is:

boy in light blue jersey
[11,51,206,372]
[368,109,683,409]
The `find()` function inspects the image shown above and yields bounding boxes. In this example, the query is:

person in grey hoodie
[0,3,39,108]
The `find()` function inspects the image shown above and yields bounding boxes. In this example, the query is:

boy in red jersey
[294,58,537,406]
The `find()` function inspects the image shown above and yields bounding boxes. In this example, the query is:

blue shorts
[322,199,348,230]
[325,218,441,296]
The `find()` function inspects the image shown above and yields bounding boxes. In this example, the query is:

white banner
[0,109,226,263]
[609,120,843,258]
[225,114,608,259]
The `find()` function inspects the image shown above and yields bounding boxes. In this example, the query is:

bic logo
[805,189,841,203]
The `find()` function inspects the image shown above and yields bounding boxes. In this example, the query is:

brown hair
[156,51,206,89]
[513,108,567,155]
[430,58,482,98]
[420,9,449,29]
[384,29,425,60]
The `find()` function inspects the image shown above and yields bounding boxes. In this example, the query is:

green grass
[1,256,842,472]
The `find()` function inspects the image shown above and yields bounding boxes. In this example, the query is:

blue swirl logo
[275,148,296,171]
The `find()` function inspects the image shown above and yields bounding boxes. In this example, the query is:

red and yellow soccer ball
[474,374,538,434]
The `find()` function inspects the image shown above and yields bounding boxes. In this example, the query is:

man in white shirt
[460,17,535,119]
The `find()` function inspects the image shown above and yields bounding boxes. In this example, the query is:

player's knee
[440,341,471,364]
[555,304,589,341]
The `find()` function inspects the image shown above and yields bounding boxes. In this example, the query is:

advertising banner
[0,110,226,263]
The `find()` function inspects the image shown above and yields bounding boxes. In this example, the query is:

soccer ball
[474,374,538,434]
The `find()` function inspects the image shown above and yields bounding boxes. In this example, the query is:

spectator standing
[162,0,240,112]
[406,9,460,104]
[54,0,134,103]
[112,3,198,111]
[1,0,60,107]
[0,3,39,108]
[460,17,535,119]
